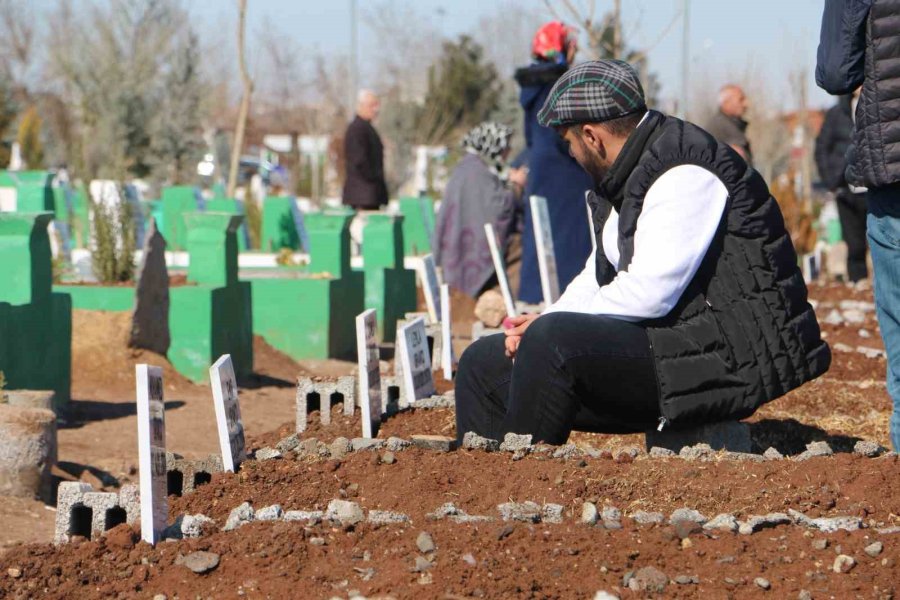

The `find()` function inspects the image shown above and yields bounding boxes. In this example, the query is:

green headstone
[0,212,53,305]
[305,212,352,278]
[183,212,243,288]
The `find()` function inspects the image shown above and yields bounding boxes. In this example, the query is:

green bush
[90,188,136,283]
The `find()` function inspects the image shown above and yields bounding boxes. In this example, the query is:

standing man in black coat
[815,91,868,282]
[342,90,388,210]
[817,0,900,451]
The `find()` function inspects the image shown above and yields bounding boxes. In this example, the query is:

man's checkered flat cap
[538,59,646,127]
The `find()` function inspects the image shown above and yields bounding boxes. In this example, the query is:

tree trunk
[227,0,253,199]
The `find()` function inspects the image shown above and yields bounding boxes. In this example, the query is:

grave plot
[0,282,898,599]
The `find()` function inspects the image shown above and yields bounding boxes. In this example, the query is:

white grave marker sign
[209,354,246,472]
[440,284,454,380]
[356,309,382,438]
[418,254,442,323]
[483,223,516,318]
[530,195,560,304]
[136,364,167,545]
[397,317,435,401]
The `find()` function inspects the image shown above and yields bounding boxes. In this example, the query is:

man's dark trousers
[455,312,660,445]
[836,189,869,281]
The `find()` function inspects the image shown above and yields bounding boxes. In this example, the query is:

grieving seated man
[454,60,831,446]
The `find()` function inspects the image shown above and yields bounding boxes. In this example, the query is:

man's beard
[578,149,611,186]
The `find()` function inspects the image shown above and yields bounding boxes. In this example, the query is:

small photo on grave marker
[209,354,247,472]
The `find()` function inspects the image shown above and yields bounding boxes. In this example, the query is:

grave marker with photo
[530,195,560,304]
[397,316,435,402]
[483,223,516,318]
[209,354,246,473]
[355,309,382,438]
[135,364,167,545]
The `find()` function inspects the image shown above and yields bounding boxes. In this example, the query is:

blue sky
[184,0,835,110]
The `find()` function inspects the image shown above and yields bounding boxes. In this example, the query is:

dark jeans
[837,189,869,282]
[455,312,661,445]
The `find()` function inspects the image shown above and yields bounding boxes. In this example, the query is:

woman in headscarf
[515,21,593,305]
[433,122,526,298]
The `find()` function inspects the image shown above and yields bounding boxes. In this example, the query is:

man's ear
[580,124,605,156]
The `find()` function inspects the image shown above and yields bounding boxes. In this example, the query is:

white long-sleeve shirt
[543,165,729,320]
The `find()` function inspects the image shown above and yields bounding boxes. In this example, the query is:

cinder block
[54,482,93,544]
[166,452,223,496]
[295,376,358,432]
[645,421,752,454]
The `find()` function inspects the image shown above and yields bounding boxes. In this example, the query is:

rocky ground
[0,282,897,599]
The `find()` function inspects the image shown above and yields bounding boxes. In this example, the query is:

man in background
[817,0,900,450]
[815,89,868,283]
[705,84,753,165]
[342,90,388,210]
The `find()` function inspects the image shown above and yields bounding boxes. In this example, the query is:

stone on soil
[853,440,885,457]
[181,514,215,538]
[461,432,500,452]
[864,541,883,557]
[411,434,456,452]
[542,503,564,524]
[178,551,220,574]
[351,437,384,452]
[255,447,282,461]
[795,441,833,461]
[255,504,284,521]
[669,508,707,525]
[628,566,667,593]
[326,500,364,527]
[500,433,532,452]
[631,511,665,525]
[367,510,410,525]
[833,554,856,573]
[498,501,542,523]
[223,502,255,531]
[386,437,411,451]
[704,513,738,532]
[416,531,436,553]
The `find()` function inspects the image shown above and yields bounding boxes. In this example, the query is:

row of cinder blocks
[54,482,140,544]
[295,375,411,434]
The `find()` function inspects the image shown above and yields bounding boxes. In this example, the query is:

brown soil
[1,283,899,598]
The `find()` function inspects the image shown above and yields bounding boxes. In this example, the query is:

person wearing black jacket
[814,92,868,282]
[342,90,388,210]
[817,0,900,451]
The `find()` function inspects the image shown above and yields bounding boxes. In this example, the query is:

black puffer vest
[847,0,900,188]
[588,111,831,428]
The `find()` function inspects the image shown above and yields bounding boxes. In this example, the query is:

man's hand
[503,313,541,358]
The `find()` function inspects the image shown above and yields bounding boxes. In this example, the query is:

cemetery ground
[1,284,899,598]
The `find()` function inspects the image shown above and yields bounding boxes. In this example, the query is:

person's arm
[815,0,871,95]
[570,165,728,319]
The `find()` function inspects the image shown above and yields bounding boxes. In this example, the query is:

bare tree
[227,0,253,199]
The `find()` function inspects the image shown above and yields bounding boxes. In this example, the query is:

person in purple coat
[514,21,593,304]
